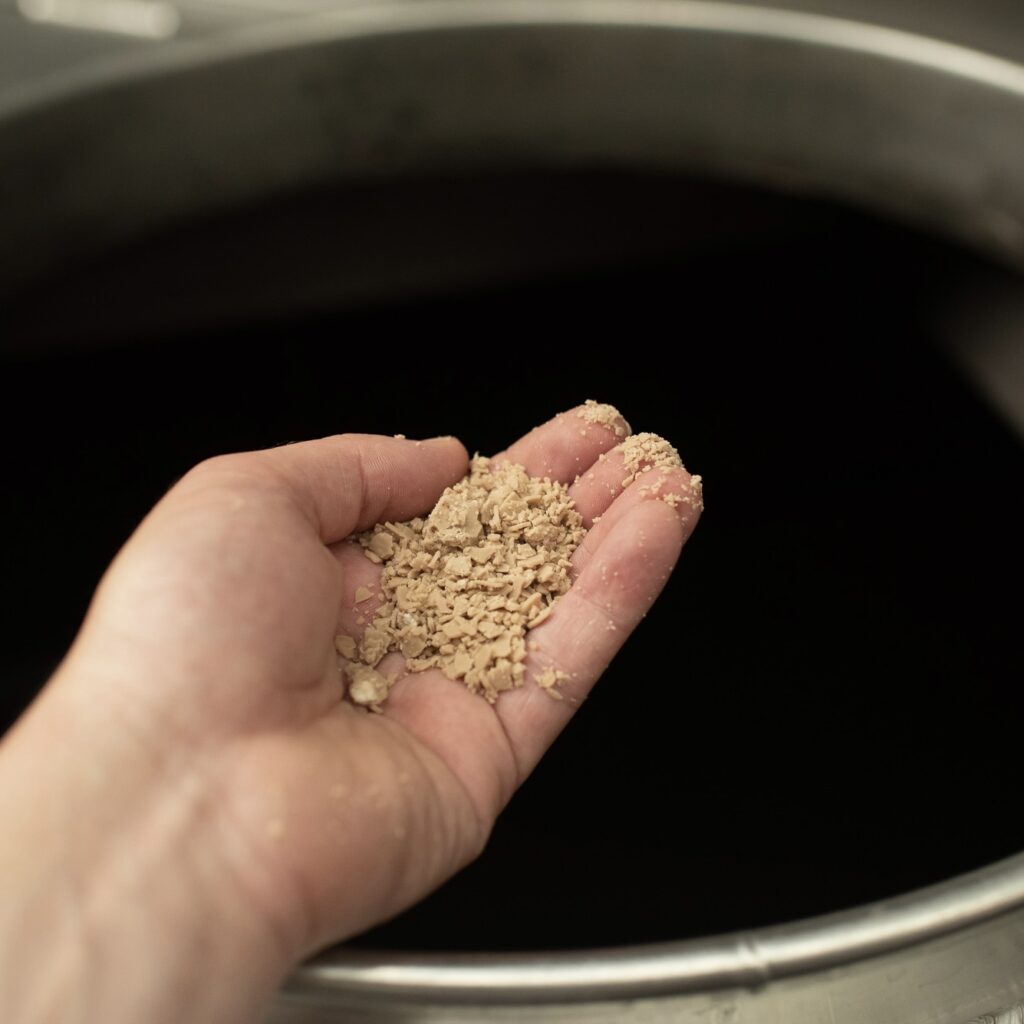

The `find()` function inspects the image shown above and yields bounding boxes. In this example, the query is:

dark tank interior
[2,171,1021,951]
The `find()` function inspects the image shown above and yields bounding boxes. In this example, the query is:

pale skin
[0,406,701,1023]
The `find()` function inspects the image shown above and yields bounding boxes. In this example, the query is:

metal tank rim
[7,0,1024,121]
[5,0,1024,1009]
[289,850,1024,1003]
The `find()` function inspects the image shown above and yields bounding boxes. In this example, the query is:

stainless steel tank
[3,2,1023,1020]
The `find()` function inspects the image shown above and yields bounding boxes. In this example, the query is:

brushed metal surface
[270,905,1024,1022]
[281,852,1024,1013]
[3,2,1023,1020]
[5,0,1024,296]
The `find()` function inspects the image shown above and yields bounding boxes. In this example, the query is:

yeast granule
[335,403,694,709]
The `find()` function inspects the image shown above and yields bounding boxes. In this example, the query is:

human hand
[0,406,701,1024]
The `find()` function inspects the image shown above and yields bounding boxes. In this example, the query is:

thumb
[185,433,470,544]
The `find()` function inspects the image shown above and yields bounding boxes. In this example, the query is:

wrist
[0,663,291,1024]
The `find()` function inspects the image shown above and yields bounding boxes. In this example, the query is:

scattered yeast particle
[347,665,390,711]
[686,474,705,513]
[334,634,357,659]
[536,666,570,700]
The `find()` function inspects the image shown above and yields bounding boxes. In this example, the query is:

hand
[0,406,701,1024]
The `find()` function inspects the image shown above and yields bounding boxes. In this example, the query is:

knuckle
[182,452,278,494]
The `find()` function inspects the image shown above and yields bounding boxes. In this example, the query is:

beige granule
[348,665,390,707]
[536,666,570,701]
[621,432,706,513]
[620,431,683,482]
[337,457,585,709]
[673,472,704,513]
[334,635,357,659]
[578,399,631,438]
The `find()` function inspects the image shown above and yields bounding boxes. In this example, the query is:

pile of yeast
[335,403,694,709]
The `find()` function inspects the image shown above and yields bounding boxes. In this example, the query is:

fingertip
[255,433,473,542]
[419,435,471,466]
[439,442,471,491]
[637,468,704,538]
[572,399,632,441]
[370,433,470,493]
[492,402,627,483]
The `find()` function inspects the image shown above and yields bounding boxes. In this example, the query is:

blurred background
[1,0,1023,956]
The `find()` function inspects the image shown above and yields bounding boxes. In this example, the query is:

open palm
[61,406,701,975]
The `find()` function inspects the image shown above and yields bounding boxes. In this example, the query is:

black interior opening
[2,170,1022,951]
